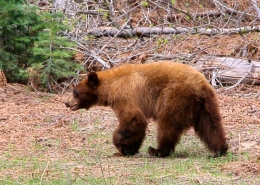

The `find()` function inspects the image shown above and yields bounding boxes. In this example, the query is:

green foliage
[171,0,176,5]
[103,11,109,20]
[141,1,149,8]
[84,35,96,40]
[0,0,81,91]
[186,15,191,20]
[156,38,168,48]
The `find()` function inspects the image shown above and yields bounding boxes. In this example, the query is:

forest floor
[1,0,260,184]
[0,82,259,184]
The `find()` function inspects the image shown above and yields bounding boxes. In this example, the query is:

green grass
[0,125,259,185]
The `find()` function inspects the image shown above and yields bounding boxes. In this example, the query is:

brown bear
[65,61,228,157]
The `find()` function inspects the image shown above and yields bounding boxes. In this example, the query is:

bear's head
[65,72,99,111]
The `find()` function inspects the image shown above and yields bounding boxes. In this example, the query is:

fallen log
[195,56,260,85]
[86,26,260,38]
[147,54,260,86]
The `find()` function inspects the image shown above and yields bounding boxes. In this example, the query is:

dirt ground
[0,83,259,179]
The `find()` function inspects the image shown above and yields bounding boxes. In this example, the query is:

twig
[100,19,132,52]
[225,60,254,91]
[196,178,202,184]
[251,0,260,20]
[195,166,202,174]
[89,50,111,69]
[40,161,50,185]
[51,78,64,90]
[30,81,40,93]
[61,76,79,95]
[210,68,223,87]
[211,69,218,87]
[238,133,241,161]
[98,156,107,185]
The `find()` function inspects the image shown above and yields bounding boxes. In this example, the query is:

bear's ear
[87,72,99,89]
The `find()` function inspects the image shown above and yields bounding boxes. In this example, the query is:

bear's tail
[195,92,228,157]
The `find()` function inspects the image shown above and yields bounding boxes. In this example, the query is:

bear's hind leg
[195,108,228,157]
[148,123,183,157]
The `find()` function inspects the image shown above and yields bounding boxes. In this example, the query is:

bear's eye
[73,90,79,98]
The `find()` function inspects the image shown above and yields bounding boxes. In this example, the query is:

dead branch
[166,9,221,23]
[213,0,255,18]
[76,10,102,15]
[60,33,110,69]
[149,53,195,62]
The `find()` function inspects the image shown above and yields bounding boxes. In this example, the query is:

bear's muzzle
[64,101,79,111]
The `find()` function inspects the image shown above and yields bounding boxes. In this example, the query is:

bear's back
[96,62,211,118]
[125,62,207,89]
[97,61,209,95]
[105,61,198,78]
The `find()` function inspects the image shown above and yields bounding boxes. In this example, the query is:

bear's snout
[64,100,79,111]
[64,102,70,108]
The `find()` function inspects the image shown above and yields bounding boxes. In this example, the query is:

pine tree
[30,12,81,92]
[0,0,40,82]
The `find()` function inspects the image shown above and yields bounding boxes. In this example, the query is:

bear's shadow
[110,148,210,159]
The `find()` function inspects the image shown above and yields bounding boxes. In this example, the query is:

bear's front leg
[113,117,147,156]
[113,130,140,156]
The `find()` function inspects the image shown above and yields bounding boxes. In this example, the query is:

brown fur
[65,61,228,157]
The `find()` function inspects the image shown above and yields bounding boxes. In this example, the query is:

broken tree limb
[213,0,255,18]
[76,10,101,15]
[60,31,111,69]
[86,26,260,38]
